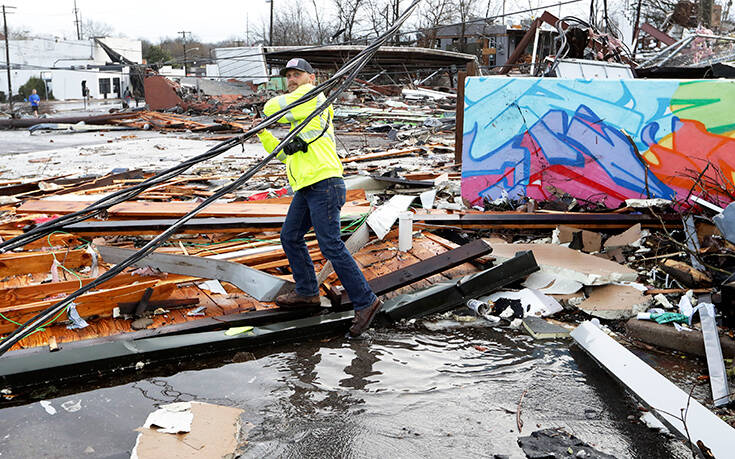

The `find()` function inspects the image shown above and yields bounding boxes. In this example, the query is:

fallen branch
[516,389,528,433]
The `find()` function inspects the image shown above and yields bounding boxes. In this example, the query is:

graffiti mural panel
[461,77,735,208]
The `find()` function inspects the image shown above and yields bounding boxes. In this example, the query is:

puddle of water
[0,323,693,458]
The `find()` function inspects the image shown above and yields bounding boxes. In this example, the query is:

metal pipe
[637,35,689,67]
[656,35,695,67]
[530,25,541,76]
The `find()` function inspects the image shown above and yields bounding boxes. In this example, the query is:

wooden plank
[455,70,466,165]
[0,273,190,306]
[17,200,371,218]
[0,249,92,277]
[337,239,492,307]
[0,281,176,334]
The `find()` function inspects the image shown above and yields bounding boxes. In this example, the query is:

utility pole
[269,0,274,46]
[178,30,189,75]
[73,0,81,40]
[392,0,400,44]
[2,5,15,116]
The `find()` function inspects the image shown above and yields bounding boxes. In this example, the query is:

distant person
[29,89,40,117]
[123,87,132,109]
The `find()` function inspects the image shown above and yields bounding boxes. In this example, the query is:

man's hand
[251,118,264,134]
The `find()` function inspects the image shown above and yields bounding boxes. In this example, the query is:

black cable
[0,0,423,356]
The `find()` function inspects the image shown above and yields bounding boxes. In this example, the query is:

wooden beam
[17,200,370,218]
[335,239,492,308]
[0,281,176,334]
[0,249,92,277]
[455,70,467,165]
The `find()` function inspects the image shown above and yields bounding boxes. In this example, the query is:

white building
[0,37,142,100]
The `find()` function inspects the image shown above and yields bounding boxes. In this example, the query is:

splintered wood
[1,232,477,351]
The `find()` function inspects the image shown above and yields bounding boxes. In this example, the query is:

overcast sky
[6,0,603,44]
[6,0,278,43]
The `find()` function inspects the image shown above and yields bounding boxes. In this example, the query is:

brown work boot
[275,291,320,309]
[348,297,383,337]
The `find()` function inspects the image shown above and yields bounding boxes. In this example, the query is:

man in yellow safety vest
[257,58,382,337]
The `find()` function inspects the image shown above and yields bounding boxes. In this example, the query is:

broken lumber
[17,200,370,219]
[334,238,492,308]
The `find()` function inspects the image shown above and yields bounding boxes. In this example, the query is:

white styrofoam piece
[143,402,194,434]
[419,189,436,209]
[571,321,735,457]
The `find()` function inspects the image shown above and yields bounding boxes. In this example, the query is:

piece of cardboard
[554,225,602,253]
[487,242,637,286]
[604,224,642,249]
[131,402,244,459]
[578,284,652,320]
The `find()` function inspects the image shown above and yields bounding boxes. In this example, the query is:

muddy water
[0,322,693,458]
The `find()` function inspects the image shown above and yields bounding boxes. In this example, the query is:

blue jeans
[280,177,376,311]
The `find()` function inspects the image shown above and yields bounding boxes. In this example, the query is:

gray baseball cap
[280,58,315,76]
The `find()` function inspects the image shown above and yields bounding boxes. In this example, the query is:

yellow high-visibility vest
[257,83,343,191]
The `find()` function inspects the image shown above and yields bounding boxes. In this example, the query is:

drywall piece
[131,402,243,459]
[522,271,583,294]
[571,321,735,458]
[604,223,642,248]
[419,189,436,209]
[487,288,563,317]
[553,225,601,252]
[578,284,651,320]
[367,195,416,239]
[97,245,294,302]
[522,316,571,339]
[697,303,733,407]
[316,222,370,285]
[197,280,227,295]
[487,242,637,285]
[522,271,555,289]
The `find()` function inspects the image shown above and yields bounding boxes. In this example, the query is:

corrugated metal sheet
[213,46,269,84]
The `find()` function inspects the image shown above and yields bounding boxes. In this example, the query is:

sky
[5,0,279,43]
[5,0,602,44]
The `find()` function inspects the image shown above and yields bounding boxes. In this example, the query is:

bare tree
[332,0,366,42]
[416,0,457,47]
[82,19,114,39]
[3,26,32,40]
[457,0,481,52]
[365,0,391,39]
[250,2,334,46]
